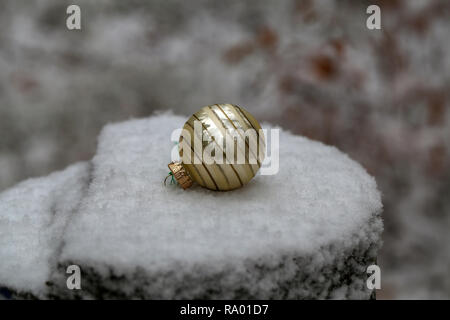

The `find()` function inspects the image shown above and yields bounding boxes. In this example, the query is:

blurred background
[0,0,449,299]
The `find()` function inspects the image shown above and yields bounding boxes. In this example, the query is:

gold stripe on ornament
[215,104,261,169]
[233,105,266,163]
[207,105,258,176]
[179,136,207,187]
[193,108,253,185]
[183,163,206,187]
[226,103,265,165]
[183,122,229,190]
[200,107,256,183]
[179,136,209,189]
[213,104,261,176]
[186,118,236,190]
[181,123,219,190]
[191,115,243,188]
[226,104,265,150]
[179,136,206,187]
[179,147,206,187]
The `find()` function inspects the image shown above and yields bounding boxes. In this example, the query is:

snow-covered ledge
[0,113,383,299]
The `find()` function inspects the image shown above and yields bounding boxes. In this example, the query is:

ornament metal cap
[167,162,193,189]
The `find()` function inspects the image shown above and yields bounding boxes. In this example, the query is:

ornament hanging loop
[163,172,176,186]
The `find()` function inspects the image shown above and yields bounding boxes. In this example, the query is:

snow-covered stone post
[0,113,383,299]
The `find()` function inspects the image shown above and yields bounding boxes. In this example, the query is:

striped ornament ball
[179,104,265,191]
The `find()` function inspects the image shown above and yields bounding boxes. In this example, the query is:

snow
[0,162,90,295]
[0,113,382,299]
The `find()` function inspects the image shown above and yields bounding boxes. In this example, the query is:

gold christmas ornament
[168,104,265,191]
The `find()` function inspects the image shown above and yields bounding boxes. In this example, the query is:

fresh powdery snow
[0,162,91,296]
[0,113,383,299]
